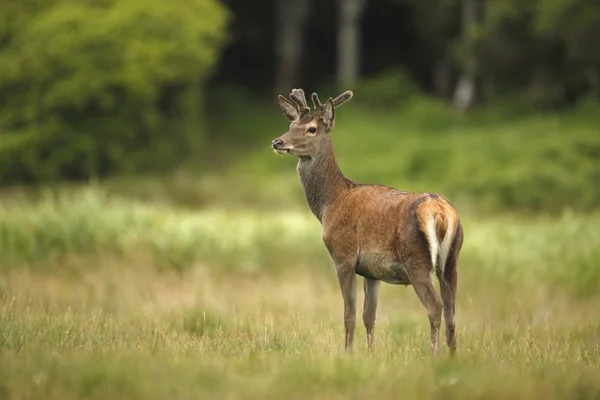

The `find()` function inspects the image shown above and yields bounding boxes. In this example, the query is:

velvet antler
[311,90,353,112]
[289,88,310,116]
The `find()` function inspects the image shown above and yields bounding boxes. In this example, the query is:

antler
[289,88,310,116]
[333,90,353,108]
[282,88,354,115]
[311,90,354,112]
[311,93,322,110]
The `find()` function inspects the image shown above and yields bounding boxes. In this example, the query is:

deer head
[272,88,353,157]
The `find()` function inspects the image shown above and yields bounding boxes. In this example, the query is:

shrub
[351,68,424,110]
[0,0,229,184]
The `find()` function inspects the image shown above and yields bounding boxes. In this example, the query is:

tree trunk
[274,0,310,95]
[336,0,365,86]
[453,0,479,111]
[433,58,452,99]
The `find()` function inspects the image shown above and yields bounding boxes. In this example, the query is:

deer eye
[307,127,317,134]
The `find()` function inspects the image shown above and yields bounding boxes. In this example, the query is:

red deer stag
[271,89,464,356]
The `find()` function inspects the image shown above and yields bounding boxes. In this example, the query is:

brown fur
[272,89,464,356]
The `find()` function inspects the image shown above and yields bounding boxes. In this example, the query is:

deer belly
[355,251,411,285]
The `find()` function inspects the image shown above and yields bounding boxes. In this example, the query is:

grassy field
[1,90,599,399]
[1,188,599,399]
[196,93,600,213]
[94,94,600,216]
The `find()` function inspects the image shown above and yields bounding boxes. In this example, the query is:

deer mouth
[274,148,292,154]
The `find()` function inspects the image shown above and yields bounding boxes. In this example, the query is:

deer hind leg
[409,268,443,357]
[439,267,458,355]
[439,220,463,356]
[362,277,381,351]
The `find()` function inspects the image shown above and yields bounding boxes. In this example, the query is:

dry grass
[0,189,599,399]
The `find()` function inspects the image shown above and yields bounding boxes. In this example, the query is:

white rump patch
[438,214,454,272]
[425,217,440,268]
[425,214,454,271]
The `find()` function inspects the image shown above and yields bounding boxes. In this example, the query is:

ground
[1,190,598,399]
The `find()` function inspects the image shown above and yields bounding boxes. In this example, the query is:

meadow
[1,187,599,399]
[1,99,599,399]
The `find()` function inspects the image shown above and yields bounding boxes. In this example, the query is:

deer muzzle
[272,137,293,154]
[272,139,284,149]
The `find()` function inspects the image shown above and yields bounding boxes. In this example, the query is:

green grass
[186,92,600,214]
[10,90,595,215]
[1,188,600,399]
[0,187,324,275]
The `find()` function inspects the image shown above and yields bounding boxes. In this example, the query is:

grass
[1,188,600,399]
[7,89,598,215]
[190,90,600,214]
[95,97,600,214]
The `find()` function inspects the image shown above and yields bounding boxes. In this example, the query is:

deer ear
[278,95,299,122]
[321,97,335,131]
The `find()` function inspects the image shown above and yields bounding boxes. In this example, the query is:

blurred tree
[214,0,276,91]
[274,0,310,94]
[402,0,460,99]
[464,0,600,108]
[452,0,481,111]
[1,0,599,187]
[213,0,600,110]
[0,0,228,183]
[336,0,366,86]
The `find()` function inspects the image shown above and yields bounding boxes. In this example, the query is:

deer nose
[272,139,284,149]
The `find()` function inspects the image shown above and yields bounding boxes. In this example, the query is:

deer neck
[297,136,348,223]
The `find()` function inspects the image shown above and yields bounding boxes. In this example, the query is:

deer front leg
[363,277,380,351]
[336,266,357,350]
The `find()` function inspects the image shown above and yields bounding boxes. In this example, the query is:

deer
[271,88,464,356]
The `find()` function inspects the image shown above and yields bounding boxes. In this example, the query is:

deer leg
[409,270,443,357]
[336,267,357,351]
[439,267,458,355]
[363,277,380,351]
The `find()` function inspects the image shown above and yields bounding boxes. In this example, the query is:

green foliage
[465,0,600,107]
[199,87,600,214]
[404,0,460,53]
[0,0,229,184]
[349,68,423,110]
